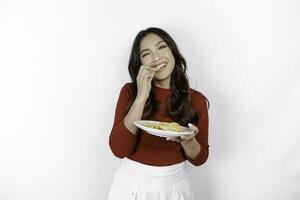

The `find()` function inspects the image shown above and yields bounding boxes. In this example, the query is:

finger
[170,139,181,142]
[137,66,147,80]
[151,65,161,72]
[139,65,152,75]
[143,65,159,73]
[149,69,156,79]
[186,132,197,139]
[188,123,196,129]
[142,67,154,76]
[141,65,153,71]
[180,136,194,143]
[138,71,146,82]
[147,71,154,80]
[188,123,199,133]
[182,134,195,140]
[145,68,156,81]
[175,138,183,142]
[141,69,151,80]
[172,137,183,142]
[166,137,179,142]
[141,65,150,69]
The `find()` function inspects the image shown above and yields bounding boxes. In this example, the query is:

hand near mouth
[152,65,161,72]
[152,62,167,71]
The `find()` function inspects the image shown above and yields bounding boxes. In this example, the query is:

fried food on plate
[144,121,184,132]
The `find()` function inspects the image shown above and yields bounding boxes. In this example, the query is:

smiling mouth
[154,62,167,70]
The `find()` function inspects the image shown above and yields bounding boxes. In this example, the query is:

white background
[0,0,299,199]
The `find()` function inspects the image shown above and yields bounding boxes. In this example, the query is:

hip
[108,158,194,200]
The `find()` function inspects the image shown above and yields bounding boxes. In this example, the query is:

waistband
[122,158,186,178]
[115,158,189,191]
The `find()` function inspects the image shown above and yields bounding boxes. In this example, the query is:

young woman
[108,27,210,200]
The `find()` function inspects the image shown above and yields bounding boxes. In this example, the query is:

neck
[153,78,171,89]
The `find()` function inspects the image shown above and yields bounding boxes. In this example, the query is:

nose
[152,54,161,63]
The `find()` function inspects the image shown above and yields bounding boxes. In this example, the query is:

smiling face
[139,33,175,88]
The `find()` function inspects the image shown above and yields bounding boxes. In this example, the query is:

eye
[158,45,167,49]
[142,53,150,57]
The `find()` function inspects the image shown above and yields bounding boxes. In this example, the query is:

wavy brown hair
[125,27,210,126]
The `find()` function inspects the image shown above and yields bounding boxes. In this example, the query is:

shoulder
[121,82,132,90]
[189,88,209,110]
[118,82,134,98]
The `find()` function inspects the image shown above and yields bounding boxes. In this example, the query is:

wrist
[180,136,195,145]
[136,96,148,103]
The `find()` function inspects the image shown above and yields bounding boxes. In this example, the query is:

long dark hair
[126,27,210,126]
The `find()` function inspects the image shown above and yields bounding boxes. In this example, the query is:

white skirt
[108,158,194,200]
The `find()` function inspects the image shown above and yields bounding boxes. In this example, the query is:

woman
[108,27,210,200]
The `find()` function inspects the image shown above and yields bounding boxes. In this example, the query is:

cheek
[140,57,152,65]
[163,50,175,61]
[168,64,175,74]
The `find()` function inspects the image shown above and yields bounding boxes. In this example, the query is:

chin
[154,74,171,81]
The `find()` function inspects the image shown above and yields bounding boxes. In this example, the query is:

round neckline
[153,84,172,91]
[152,84,172,103]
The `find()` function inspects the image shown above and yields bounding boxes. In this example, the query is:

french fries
[144,121,184,132]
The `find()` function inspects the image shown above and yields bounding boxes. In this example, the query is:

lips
[154,62,167,70]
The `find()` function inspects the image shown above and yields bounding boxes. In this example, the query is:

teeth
[157,63,167,68]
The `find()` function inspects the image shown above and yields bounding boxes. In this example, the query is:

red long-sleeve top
[109,82,209,166]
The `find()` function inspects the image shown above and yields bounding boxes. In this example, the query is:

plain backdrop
[0,0,299,199]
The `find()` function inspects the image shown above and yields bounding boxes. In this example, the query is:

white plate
[133,120,194,138]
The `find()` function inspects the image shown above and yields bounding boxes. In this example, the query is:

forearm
[124,97,147,135]
[180,137,201,160]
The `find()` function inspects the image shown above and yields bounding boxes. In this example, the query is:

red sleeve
[185,94,210,166]
[109,83,139,158]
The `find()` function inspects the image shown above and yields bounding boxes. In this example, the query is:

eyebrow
[140,41,166,54]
